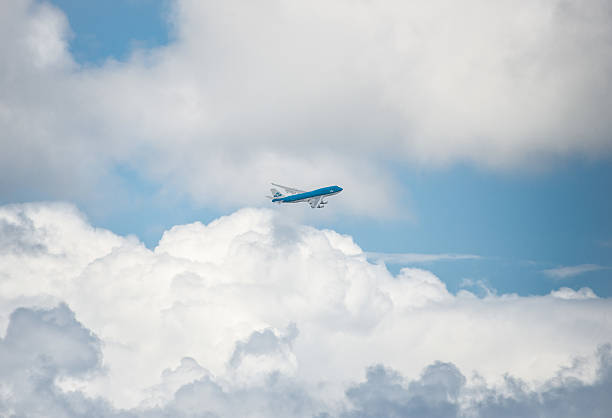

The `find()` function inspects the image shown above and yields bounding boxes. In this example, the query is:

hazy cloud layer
[2,0,612,213]
[0,202,611,416]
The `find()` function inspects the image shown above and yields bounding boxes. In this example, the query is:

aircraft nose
[338,186,343,192]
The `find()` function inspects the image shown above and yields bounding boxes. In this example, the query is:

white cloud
[1,0,612,213]
[543,264,607,279]
[550,287,599,300]
[0,202,611,417]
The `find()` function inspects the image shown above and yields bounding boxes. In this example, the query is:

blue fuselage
[272,185,343,203]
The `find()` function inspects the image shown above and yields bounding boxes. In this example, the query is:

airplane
[266,183,343,208]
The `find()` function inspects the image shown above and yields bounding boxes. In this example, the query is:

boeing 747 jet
[267,183,343,208]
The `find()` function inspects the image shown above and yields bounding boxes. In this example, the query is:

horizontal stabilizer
[271,183,305,195]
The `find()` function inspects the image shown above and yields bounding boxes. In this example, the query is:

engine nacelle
[317,204,325,208]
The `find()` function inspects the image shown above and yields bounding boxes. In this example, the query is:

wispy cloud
[460,278,497,297]
[542,264,607,279]
[366,252,481,264]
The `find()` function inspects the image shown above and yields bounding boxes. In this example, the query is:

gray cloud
[465,344,612,418]
[342,345,612,418]
[155,373,320,418]
[0,304,128,418]
[343,363,462,418]
[0,303,101,377]
[0,208,47,255]
[230,323,299,369]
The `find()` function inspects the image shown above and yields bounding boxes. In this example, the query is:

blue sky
[12,0,604,298]
[51,0,171,64]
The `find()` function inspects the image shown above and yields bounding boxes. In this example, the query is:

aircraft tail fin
[270,188,284,199]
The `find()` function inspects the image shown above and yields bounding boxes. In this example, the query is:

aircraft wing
[271,183,305,195]
[308,196,322,208]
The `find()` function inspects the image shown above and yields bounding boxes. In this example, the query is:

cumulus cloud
[550,287,599,300]
[0,201,611,417]
[1,0,612,213]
